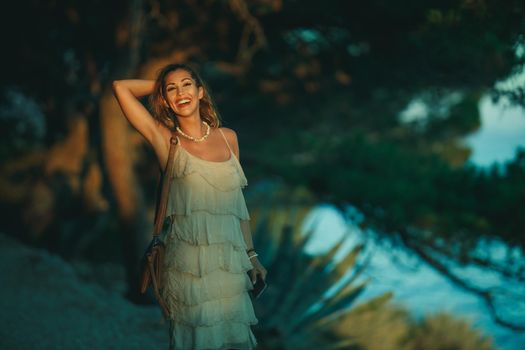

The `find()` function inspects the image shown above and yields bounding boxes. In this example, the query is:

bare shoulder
[219,127,239,147]
[219,127,241,159]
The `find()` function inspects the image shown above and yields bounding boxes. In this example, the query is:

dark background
[1,1,524,349]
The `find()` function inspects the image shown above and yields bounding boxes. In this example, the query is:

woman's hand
[248,256,267,284]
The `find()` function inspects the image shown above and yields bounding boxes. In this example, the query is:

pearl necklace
[176,121,210,142]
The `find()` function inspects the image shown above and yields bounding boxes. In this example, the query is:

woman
[112,63,267,349]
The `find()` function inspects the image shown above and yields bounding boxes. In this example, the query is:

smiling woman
[148,64,221,138]
[112,63,267,350]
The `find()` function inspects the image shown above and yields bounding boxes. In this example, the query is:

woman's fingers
[250,269,263,284]
[256,268,267,282]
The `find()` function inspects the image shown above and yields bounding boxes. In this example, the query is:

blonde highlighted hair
[149,63,221,130]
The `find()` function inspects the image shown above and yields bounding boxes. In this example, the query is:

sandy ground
[0,233,170,350]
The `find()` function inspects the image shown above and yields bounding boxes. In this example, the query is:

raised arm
[112,79,173,170]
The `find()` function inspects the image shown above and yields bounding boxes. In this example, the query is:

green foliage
[249,127,525,249]
[405,312,496,350]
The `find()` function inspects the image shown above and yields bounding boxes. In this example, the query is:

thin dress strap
[218,128,233,154]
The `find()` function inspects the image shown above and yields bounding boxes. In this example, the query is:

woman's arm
[222,128,252,248]
[241,220,255,251]
[242,219,267,283]
[113,79,155,97]
[112,79,172,169]
[222,127,268,281]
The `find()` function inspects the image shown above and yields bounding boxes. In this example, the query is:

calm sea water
[301,205,525,350]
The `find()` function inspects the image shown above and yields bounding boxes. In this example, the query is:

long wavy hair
[149,63,221,130]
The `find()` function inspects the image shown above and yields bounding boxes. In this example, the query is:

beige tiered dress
[160,129,258,350]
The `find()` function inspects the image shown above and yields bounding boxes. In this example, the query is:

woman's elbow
[111,80,121,92]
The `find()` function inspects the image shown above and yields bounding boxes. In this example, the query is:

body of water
[301,205,525,350]
[300,95,525,349]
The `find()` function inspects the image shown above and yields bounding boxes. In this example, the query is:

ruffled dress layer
[160,139,258,350]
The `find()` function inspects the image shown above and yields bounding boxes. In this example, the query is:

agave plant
[246,184,394,349]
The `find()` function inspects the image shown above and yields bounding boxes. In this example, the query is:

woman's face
[164,69,204,118]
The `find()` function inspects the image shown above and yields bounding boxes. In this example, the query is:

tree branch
[399,228,525,331]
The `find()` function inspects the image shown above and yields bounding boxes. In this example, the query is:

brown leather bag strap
[153,135,178,237]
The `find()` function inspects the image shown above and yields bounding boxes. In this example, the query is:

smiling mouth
[176,98,192,108]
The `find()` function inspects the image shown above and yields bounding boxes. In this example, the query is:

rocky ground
[0,232,170,350]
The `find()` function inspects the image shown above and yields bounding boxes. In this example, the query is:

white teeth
[177,99,191,105]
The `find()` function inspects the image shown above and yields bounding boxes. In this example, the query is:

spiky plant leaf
[247,184,497,349]
[248,186,392,349]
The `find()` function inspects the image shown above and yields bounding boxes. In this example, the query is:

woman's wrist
[113,79,155,98]
[246,248,258,260]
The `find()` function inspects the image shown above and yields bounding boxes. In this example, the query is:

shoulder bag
[139,135,178,319]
